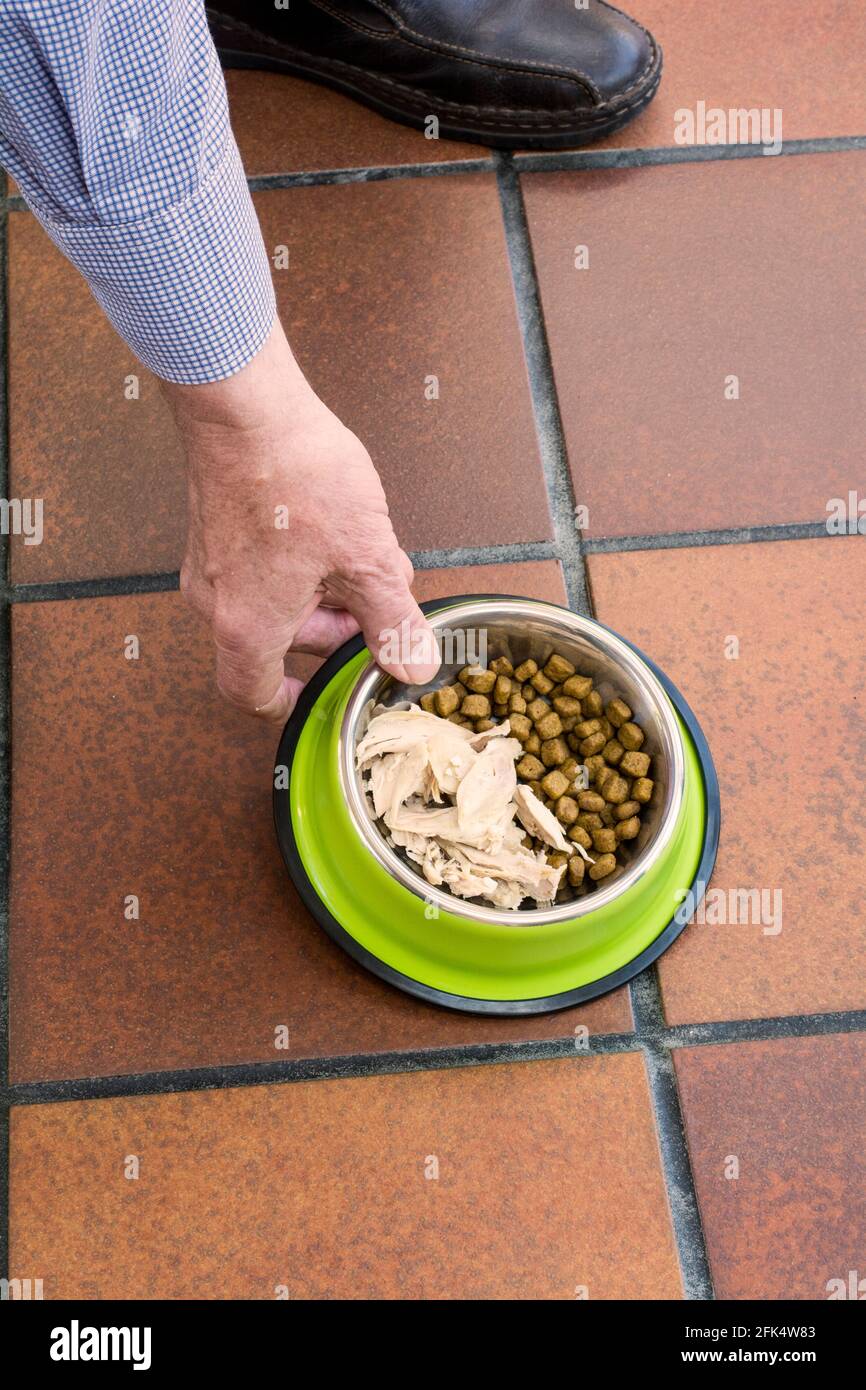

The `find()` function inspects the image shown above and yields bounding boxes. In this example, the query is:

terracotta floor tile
[674,1035,866,1300]
[587,537,866,1024]
[9,175,548,582]
[10,1054,681,1299]
[225,69,487,175]
[522,152,865,538]
[596,0,866,150]
[9,560,632,1086]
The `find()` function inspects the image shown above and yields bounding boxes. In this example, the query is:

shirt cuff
[29,138,276,384]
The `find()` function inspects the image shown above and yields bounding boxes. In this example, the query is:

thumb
[339,565,441,685]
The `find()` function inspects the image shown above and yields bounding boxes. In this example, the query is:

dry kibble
[577,790,606,813]
[584,754,606,780]
[461,694,491,719]
[574,718,602,739]
[508,693,527,714]
[559,715,579,734]
[562,674,593,699]
[528,779,544,799]
[567,855,586,887]
[536,711,563,740]
[547,850,569,870]
[595,764,615,791]
[631,777,654,804]
[603,774,630,805]
[568,824,593,850]
[579,732,607,756]
[606,698,632,728]
[589,853,617,881]
[434,685,460,717]
[616,816,641,841]
[619,721,645,751]
[615,800,641,821]
[553,695,582,718]
[527,697,550,722]
[475,719,495,732]
[620,750,651,779]
[541,736,569,767]
[600,805,616,828]
[509,713,533,742]
[582,690,603,717]
[493,703,508,719]
[522,682,536,700]
[541,769,570,799]
[513,659,538,682]
[419,691,436,713]
[561,757,580,782]
[490,657,514,677]
[524,732,542,755]
[543,653,575,683]
[447,713,467,725]
[516,753,545,781]
[576,812,603,832]
[592,828,617,854]
[566,733,580,754]
[493,675,512,704]
[463,666,497,694]
[530,670,554,695]
[555,795,579,826]
[598,717,614,741]
[602,739,624,766]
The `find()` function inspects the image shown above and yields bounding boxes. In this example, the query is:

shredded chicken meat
[356,703,594,910]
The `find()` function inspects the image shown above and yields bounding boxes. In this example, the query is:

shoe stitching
[209,8,660,124]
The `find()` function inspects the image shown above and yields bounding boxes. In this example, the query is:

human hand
[162,321,441,721]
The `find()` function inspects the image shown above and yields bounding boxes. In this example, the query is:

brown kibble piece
[567,824,592,850]
[600,805,616,827]
[582,690,603,717]
[619,722,645,751]
[576,812,603,832]
[616,816,641,841]
[527,697,550,722]
[579,732,607,756]
[589,853,617,881]
[606,698,632,728]
[493,675,512,704]
[514,659,538,682]
[508,693,527,714]
[522,683,536,700]
[553,695,583,719]
[419,692,436,713]
[620,750,651,779]
[541,769,569,799]
[463,667,497,694]
[509,713,532,742]
[598,717,613,741]
[567,855,585,887]
[603,774,630,805]
[461,694,491,719]
[632,777,654,804]
[530,670,554,695]
[528,780,544,799]
[602,739,624,766]
[555,795,579,826]
[434,685,460,717]
[447,713,467,725]
[543,653,575,683]
[561,757,580,782]
[584,755,605,779]
[525,732,541,755]
[517,754,545,781]
[574,718,602,739]
[592,828,617,854]
[475,719,495,732]
[562,674,593,699]
[577,790,606,813]
[493,703,508,719]
[541,736,569,767]
[595,764,615,791]
[535,711,563,740]
[615,800,641,821]
[547,851,569,870]
[490,657,514,677]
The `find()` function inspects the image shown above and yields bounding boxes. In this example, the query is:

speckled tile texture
[9,560,631,1085]
[674,1035,866,1300]
[9,1055,682,1299]
[588,537,866,1024]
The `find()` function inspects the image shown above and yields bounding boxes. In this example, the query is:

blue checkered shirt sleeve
[0,0,276,383]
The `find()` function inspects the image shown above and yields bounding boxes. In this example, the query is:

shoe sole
[208,10,662,151]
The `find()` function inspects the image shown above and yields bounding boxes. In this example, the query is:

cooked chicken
[456,737,522,841]
[513,784,575,856]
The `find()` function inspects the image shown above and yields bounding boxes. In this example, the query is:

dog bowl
[274,595,719,1014]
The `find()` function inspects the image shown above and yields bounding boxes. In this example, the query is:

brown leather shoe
[207,0,661,149]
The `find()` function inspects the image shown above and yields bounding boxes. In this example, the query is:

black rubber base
[274,595,721,1015]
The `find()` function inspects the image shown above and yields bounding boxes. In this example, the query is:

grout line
[10,570,181,604]
[513,134,866,174]
[408,540,558,571]
[495,152,589,614]
[247,158,495,190]
[583,521,838,554]
[0,194,11,1283]
[8,1005,866,1108]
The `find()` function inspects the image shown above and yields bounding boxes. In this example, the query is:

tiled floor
[2,10,864,1301]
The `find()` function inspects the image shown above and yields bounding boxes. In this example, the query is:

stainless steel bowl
[339,599,685,926]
